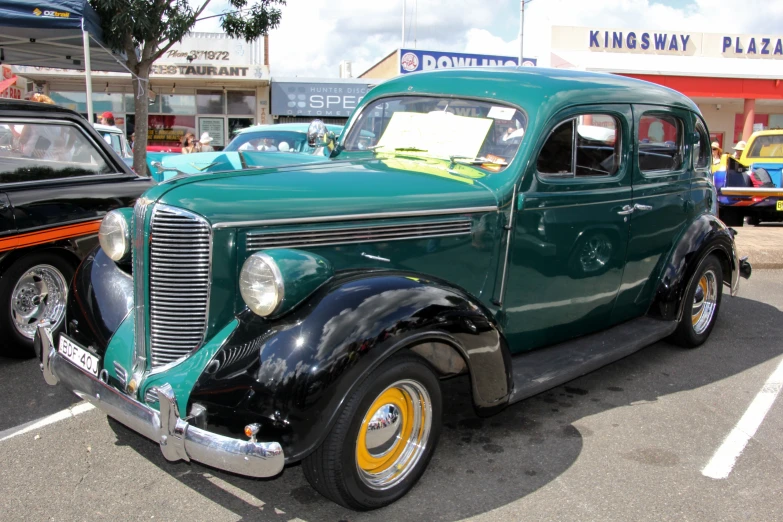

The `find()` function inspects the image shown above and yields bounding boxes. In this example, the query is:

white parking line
[0,402,95,442]
[702,357,783,480]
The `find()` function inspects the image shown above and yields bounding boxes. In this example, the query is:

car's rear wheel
[302,352,442,510]
[746,215,761,226]
[719,208,744,227]
[0,252,74,358]
[669,254,723,348]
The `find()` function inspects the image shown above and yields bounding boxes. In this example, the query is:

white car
[93,123,133,167]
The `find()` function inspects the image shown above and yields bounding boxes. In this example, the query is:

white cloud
[193,0,783,77]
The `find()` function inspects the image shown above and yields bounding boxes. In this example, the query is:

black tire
[746,215,761,226]
[669,254,723,348]
[302,352,442,510]
[0,252,75,358]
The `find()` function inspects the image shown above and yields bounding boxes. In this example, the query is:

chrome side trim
[213,206,498,229]
[36,325,284,479]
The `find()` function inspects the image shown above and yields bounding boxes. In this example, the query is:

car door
[0,192,16,244]
[1,116,144,240]
[503,105,633,353]
[611,105,693,323]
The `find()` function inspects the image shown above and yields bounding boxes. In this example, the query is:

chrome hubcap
[10,265,68,339]
[691,269,718,335]
[356,380,432,490]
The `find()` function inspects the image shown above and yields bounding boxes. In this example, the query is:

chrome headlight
[239,252,284,317]
[98,210,131,262]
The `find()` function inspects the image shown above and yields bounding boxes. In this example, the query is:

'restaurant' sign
[398,49,537,74]
[271,82,372,117]
[151,65,249,77]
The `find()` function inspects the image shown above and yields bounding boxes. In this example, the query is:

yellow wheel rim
[355,380,432,490]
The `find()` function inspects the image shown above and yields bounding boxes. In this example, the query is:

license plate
[58,335,101,377]
[777,201,783,211]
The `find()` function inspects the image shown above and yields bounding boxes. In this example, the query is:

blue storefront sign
[398,49,536,74]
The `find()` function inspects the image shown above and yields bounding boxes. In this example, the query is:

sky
[193,0,783,78]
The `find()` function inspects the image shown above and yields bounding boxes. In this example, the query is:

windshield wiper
[369,146,429,153]
[449,155,508,166]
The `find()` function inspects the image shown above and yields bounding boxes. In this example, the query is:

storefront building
[550,26,783,148]
[12,32,271,150]
[269,78,379,126]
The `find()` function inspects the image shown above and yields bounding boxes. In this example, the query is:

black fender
[64,246,133,356]
[648,213,737,322]
[188,271,512,462]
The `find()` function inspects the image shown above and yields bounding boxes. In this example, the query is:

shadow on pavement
[107,292,783,522]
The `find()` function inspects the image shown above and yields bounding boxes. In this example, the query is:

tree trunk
[131,62,151,177]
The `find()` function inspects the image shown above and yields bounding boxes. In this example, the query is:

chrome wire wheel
[691,269,718,335]
[10,264,68,339]
[355,379,432,491]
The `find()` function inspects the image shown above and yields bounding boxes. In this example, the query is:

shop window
[124,92,159,114]
[227,91,255,115]
[538,114,620,178]
[638,113,683,172]
[0,122,113,183]
[228,118,254,142]
[197,90,225,114]
[50,91,124,115]
[694,119,710,169]
[148,115,196,151]
[161,94,197,115]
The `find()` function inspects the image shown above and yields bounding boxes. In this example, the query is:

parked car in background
[146,122,343,180]
[37,68,750,510]
[0,100,154,357]
[93,123,134,169]
[713,129,783,226]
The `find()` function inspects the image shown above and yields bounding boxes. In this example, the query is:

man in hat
[100,111,118,129]
[199,132,215,152]
[732,140,746,160]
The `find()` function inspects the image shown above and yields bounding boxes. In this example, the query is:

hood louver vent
[246,219,472,250]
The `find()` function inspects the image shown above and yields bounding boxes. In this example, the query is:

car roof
[748,130,783,138]
[93,123,122,133]
[366,67,701,117]
[236,122,344,135]
[0,98,85,117]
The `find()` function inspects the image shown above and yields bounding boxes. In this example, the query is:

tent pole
[82,28,94,123]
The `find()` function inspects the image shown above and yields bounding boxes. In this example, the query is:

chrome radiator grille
[148,206,211,367]
[246,219,472,250]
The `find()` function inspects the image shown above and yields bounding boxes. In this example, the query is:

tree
[89,0,285,176]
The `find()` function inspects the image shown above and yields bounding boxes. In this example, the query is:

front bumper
[35,325,284,478]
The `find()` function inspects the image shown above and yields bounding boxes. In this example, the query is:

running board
[508,317,677,404]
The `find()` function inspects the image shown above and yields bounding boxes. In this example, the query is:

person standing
[732,141,746,160]
[181,133,199,154]
[711,141,723,173]
[100,112,119,129]
[199,132,215,152]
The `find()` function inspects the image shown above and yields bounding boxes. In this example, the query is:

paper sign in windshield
[376,111,493,160]
[487,106,516,121]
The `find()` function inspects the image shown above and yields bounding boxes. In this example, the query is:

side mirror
[307,119,335,152]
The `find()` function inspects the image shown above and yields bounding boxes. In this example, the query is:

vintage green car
[36,67,751,510]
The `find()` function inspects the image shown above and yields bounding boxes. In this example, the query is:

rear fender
[649,213,737,321]
[189,271,511,462]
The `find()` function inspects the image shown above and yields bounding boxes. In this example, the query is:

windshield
[747,134,783,158]
[343,96,527,170]
[100,132,126,157]
[225,130,312,153]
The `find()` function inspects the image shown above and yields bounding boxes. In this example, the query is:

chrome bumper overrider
[35,325,284,478]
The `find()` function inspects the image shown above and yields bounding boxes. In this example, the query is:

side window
[693,119,710,169]
[638,113,683,172]
[538,114,621,178]
[0,122,113,184]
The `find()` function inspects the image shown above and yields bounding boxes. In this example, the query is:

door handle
[617,205,635,215]
[634,203,653,211]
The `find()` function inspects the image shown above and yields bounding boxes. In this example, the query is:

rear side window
[638,113,683,172]
[0,122,113,184]
[747,134,783,158]
[694,119,710,169]
[537,114,621,178]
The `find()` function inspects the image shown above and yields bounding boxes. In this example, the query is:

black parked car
[0,99,153,357]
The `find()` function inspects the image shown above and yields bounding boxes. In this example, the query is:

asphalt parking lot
[1,271,781,522]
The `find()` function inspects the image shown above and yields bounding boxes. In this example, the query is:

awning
[0,0,130,121]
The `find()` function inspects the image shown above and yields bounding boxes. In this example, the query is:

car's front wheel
[670,254,723,348]
[0,252,74,358]
[302,352,442,510]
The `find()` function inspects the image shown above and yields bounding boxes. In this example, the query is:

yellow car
[714,130,783,226]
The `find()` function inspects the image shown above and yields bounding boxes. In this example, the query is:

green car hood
[157,150,328,177]
[154,156,498,225]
